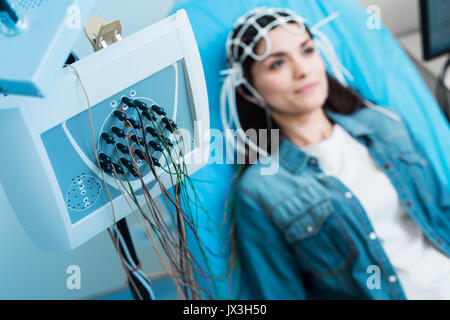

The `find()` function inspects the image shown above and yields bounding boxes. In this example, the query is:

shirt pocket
[397,151,433,202]
[277,197,359,279]
[397,151,428,167]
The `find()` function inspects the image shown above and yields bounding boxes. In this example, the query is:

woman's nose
[293,58,309,79]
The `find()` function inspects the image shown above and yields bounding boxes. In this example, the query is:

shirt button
[307,226,314,233]
[406,201,413,207]
[345,192,353,199]
[369,232,377,240]
[309,158,316,166]
[384,163,391,169]
[389,275,397,283]
[436,237,442,244]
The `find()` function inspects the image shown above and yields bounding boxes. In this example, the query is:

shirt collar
[278,108,375,174]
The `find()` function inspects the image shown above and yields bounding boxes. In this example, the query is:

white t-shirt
[301,123,450,299]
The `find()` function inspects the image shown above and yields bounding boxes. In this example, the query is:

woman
[221,7,450,300]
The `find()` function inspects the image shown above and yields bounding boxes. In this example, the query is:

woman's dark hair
[230,13,365,169]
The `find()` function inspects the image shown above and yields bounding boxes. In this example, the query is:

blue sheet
[170,0,450,299]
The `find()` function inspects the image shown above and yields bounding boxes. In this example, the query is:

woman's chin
[290,96,326,113]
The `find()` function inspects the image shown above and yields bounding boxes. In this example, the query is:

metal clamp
[84,15,122,52]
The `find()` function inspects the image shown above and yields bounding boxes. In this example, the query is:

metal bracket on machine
[84,15,122,52]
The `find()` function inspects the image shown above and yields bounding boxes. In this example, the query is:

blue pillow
[170,0,450,299]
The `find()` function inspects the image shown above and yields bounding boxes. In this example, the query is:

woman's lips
[295,82,318,94]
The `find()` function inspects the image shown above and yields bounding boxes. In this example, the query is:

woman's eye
[270,60,284,70]
[304,47,315,55]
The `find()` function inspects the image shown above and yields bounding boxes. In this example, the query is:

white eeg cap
[220,7,354,158]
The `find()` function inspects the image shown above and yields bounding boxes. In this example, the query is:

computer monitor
[420,0,450,60]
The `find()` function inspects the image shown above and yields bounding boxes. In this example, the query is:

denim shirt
[235,106,450,300]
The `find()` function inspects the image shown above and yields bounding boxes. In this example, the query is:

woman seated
[221,7,450,300]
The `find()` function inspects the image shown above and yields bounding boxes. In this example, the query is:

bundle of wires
[109,219,156,300]
[65,64,236,300]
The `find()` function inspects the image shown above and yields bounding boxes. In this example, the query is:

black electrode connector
[99,153,112,164]
[101,132,115,145]
[146,126,159,137]
[122,97,137,109]
[112,163,125,175]
[127,118,141,129]
[116,143,129,155]
[149,140,163,152]
[131,135,144,145]
[134,100,148,111]
[114,110,127,121]
[151,105,166,116]
[120,157,133,169]
[128,167,138,177]
[161,117,177,133]
[151,157,161,168]
[112,126,125,138]
[100,162,113,174]
[134,149,145,160]
[142,109,157,121]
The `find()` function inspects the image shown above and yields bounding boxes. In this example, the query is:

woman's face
[250,24,328,115]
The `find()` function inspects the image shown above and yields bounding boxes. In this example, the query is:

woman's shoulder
[334,103,410,141]
[236,158,303,213]
[359,104,416,142]
[237,160,275,196]
[357,102,406,129]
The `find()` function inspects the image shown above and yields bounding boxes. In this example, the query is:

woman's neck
[274,107,334,148]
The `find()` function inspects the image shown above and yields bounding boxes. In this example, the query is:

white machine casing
[0,10,210,251]
[0,0,96,97]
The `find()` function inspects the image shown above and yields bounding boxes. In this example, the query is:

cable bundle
[65,64,239,300]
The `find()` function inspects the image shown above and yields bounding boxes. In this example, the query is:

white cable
[311,11,340,30]
[311,28,354,85]
[364,99,401,122]
[112,228,157,300]
[116,229,156,300]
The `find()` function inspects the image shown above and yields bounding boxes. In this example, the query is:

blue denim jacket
[235,106,450,300]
